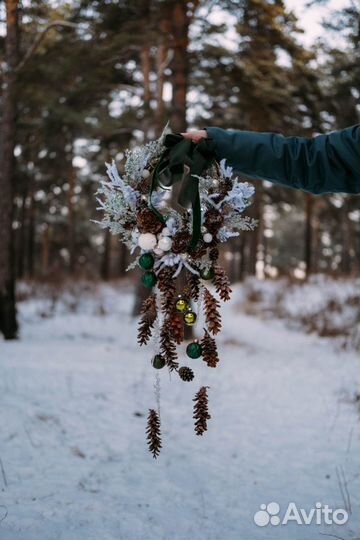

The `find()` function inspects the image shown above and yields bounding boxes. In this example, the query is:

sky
[285,0,349,45]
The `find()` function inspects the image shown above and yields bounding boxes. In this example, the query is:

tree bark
[101,229,111,280]
[0,0,20,339]
[169,1,190,132]
[304,193,314,278]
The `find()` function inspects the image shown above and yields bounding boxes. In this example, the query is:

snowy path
[0,285,359,540]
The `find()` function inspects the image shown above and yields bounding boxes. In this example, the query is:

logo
[254,502,349,527]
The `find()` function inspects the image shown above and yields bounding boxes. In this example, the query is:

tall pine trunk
[304,193,313,278]
[0,0,19,339]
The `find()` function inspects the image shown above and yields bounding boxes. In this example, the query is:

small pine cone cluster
[137,208,164,234]
[172,229,191,254]
[213,265,232,302]
[204,208,224,235]
[193,386,211,436]
[178,366,194,382]
[201,329,219,368]
[203,287,222,335]
[146,409,162,458]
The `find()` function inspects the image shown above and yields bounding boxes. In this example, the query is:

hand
[180,130,208,143]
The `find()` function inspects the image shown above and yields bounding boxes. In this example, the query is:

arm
[203,125,360,195]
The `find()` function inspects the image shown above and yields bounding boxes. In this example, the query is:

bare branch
[15,20,78,74]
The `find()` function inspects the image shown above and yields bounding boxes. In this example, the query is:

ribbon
[150,132,217,249]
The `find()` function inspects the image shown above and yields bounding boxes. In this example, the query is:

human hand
[180,130,208,143]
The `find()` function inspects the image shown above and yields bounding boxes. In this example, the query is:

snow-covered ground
[0,281,359,540]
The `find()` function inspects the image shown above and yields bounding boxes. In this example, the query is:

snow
[0,281,359,540]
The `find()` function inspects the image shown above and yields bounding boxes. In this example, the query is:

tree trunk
[0,0,19,339]
[101,229,111,280]
[170,1,189,132]
[341,197,352,275]
[304,193,313,278]
[67,167,76,274]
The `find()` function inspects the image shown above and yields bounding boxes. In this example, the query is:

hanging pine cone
[137,208,164,234]
[172,229,191,254]
[169,312,184,344]
[146,409,162,458]
[160,319,179,371]
[203,287,222,335]
[184,271,200,302]
[201,329,219,368]
[137,293,157,345]
[193,386,211,436]
[204,208,224,235]
[158,267,176,316]
[178,366,194,382]
[209,247,219,263]
[213,265,232,302]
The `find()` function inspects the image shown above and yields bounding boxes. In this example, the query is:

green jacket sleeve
[205,125,360,195]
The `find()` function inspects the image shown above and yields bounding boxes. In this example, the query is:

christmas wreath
[96,127,257,458]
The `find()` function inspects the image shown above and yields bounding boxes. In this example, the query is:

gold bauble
[176,298,188,313]
[184,310,197,326]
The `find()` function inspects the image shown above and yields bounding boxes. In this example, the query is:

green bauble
[184,310,197,326]
[186,341,202,359]
[200,267,215,280]
[141,271,157,288]
[152,354,166,369]
[139,253,154,270]
[176,297,188,313]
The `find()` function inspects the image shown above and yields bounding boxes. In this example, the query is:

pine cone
[137,208,164,234]
[169,313,184,344]
[209,247,219,263]
[137,293,157,345]
[184,271,200,302]
[204,208,224,235]
[203,287,222,335]
[219,178,233,197]
[178,366,194,382]
[158,267,176,316]
[193,386,211,436]
[201,329,219,368]
[172,229,191,254]
[188,243,207,259]
[160,319,179,371]
[146,409,162,458]
[138,177,151,195]
[213,265,232,302]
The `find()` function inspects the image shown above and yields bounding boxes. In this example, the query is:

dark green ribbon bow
[150,132,217,249]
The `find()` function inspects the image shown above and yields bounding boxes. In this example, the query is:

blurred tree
[191,0,324,278]
[0,0,19,338]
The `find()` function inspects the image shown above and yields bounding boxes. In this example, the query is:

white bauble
[138,233,157,250]
[161,227,171,237]
[158,236,172,251]
[201,226,207,233]
[142,169,150,179]
[203,233,213,243]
